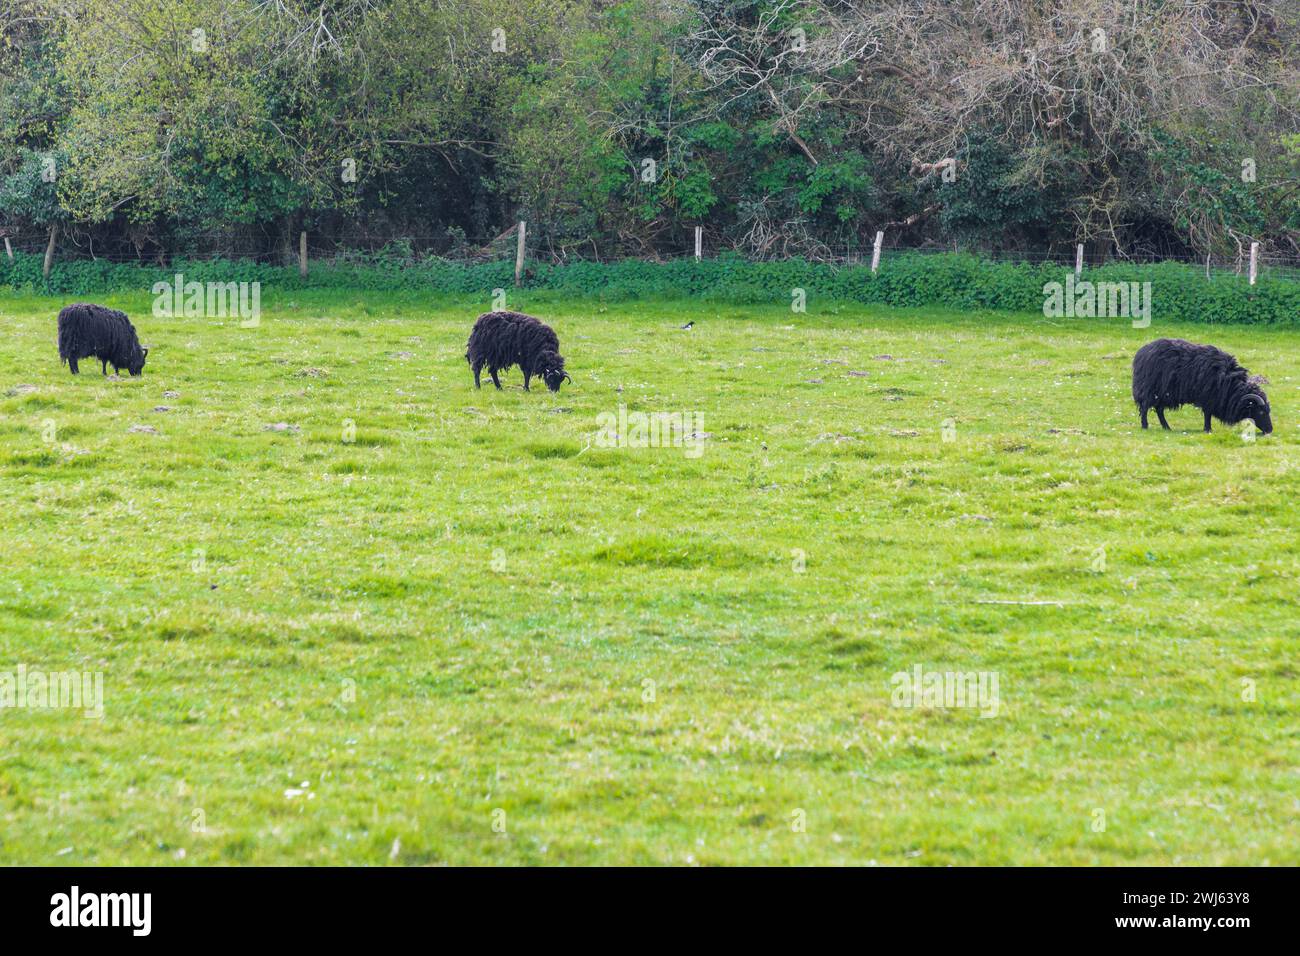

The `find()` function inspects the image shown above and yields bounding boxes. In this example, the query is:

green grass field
[1,288,1297,865]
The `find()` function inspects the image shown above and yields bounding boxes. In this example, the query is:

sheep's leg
[1203,410,1212,433]
[1156,408,1171,430]
[68,358,79,375]
[1139,406,1149,429]
[472,362,483,389]
[489,368,502,390]
[101,359,108,375]
[522,370,531,391]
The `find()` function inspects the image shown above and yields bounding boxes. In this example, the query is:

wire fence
[3,227,1299,282]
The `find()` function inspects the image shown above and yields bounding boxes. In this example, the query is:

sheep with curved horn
[465,310,571,393]
[1132,338,1272,434]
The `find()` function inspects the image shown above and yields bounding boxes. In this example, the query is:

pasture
[0,289,1297,865]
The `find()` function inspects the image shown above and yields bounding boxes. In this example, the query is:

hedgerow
[2,251,1295,324]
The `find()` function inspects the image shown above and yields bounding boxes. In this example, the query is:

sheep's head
[539,352,571,392]
[1238,384,1272,435]
[128,345,149,377]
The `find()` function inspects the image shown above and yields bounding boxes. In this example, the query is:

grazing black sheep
[1132,338,1272,434]
[465,310,571,392]
[57,303,148,376]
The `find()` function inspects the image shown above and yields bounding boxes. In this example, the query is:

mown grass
[0,287,1297,865]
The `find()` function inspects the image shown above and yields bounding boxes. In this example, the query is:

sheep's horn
[563,373,573,384]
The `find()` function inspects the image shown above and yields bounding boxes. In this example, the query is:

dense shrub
[1,251,1295,325]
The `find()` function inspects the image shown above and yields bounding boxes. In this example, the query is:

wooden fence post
[42,224,57,279]
[3,237,12,260]
[1075,244,1084,279]
[871,231,884,273]
[515,221,526,287]
[694,226,702,261]
[1249,242,1258,285]
[299,231,308,277]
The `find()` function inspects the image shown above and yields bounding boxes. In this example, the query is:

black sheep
[465,310,571,392]
[1132,338,1272,434]
[57,303,149,376]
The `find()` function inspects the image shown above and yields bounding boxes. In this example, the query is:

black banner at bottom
[0,866,1285,942]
